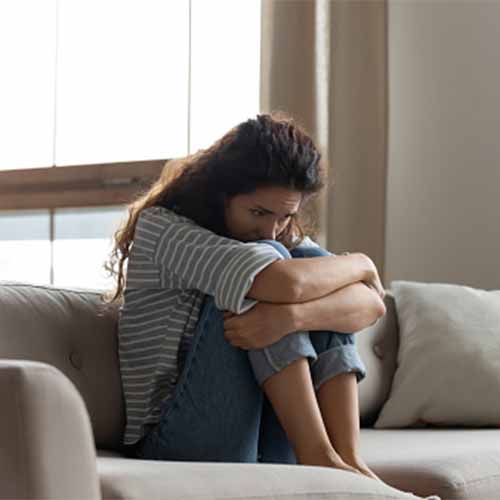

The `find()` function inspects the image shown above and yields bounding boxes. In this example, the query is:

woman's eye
[251,209,292,221]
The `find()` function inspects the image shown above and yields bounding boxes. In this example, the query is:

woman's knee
[290,244,332,259]
[255,239,292,259]
[254,239,333,261]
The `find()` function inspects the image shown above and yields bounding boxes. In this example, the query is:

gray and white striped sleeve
[142,208,286,314]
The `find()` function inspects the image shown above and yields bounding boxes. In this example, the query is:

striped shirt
[117,205,321,445]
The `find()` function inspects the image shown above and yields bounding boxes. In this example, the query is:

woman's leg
[249,240,367,474]
[287,243,380,481]
[258,357,361,473]
[135,293,264,462]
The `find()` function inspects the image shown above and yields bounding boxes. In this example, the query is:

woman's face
[224,186,302,242]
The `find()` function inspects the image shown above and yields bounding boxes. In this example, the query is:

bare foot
[338,451,385,484]
[296,446,365,477]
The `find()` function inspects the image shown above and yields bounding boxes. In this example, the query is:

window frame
[0,160,167,210]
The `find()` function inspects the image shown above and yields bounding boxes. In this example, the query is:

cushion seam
[0,281,104,296]
[441,472,500,489]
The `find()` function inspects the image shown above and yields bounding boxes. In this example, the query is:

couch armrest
[0,360,101,500]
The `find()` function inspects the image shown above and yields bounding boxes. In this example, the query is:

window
[0,211,51,284]
[53,206,128,289]
[0,0,261,289]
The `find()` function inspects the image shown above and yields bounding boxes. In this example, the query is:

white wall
[385,0,500,290]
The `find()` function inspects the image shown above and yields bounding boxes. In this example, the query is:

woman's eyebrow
[254,204,297,216]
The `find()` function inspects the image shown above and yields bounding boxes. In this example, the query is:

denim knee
[250,239,367,389]
[255,239,292,259]
[289,245,368,387]
[290,244,333,259]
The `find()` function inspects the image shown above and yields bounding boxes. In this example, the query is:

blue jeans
[134,240,367,464]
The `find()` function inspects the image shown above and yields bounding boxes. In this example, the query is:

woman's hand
[357,253,386,300]
[223,302,296,350]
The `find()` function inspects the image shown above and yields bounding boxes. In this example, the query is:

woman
[103,111,387,483]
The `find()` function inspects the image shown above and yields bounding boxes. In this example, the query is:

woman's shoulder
[140,205,195,225]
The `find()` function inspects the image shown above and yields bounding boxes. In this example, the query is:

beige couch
[1,280,498,500]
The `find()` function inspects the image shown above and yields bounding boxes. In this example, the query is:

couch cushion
[360,428,500,500]
[356,291,400,428]
[0,280,125,449]
[97,428,500,500]
[374,280,500,429]
[96,452,437,500]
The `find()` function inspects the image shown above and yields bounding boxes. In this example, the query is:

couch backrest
[355,290,400,427]
[0,281,125,450]
[0,281,400,450]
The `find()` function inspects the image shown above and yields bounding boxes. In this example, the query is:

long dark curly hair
[102,110,328,306]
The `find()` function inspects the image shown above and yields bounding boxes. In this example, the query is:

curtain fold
[260,0,387,280]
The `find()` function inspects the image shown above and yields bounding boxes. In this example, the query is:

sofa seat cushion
[360,428,500,500]
[96,453,435,500]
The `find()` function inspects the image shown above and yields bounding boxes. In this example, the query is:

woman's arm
[288,281,386,334]
[247,253,373,304]
[223,282,386,350]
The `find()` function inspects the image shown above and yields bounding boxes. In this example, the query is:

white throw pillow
[374,280,500,429]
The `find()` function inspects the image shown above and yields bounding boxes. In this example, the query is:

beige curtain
[260,0,387,280]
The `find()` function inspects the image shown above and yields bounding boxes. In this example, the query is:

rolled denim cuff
[311,344,367,391]
[247,332,318,387]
